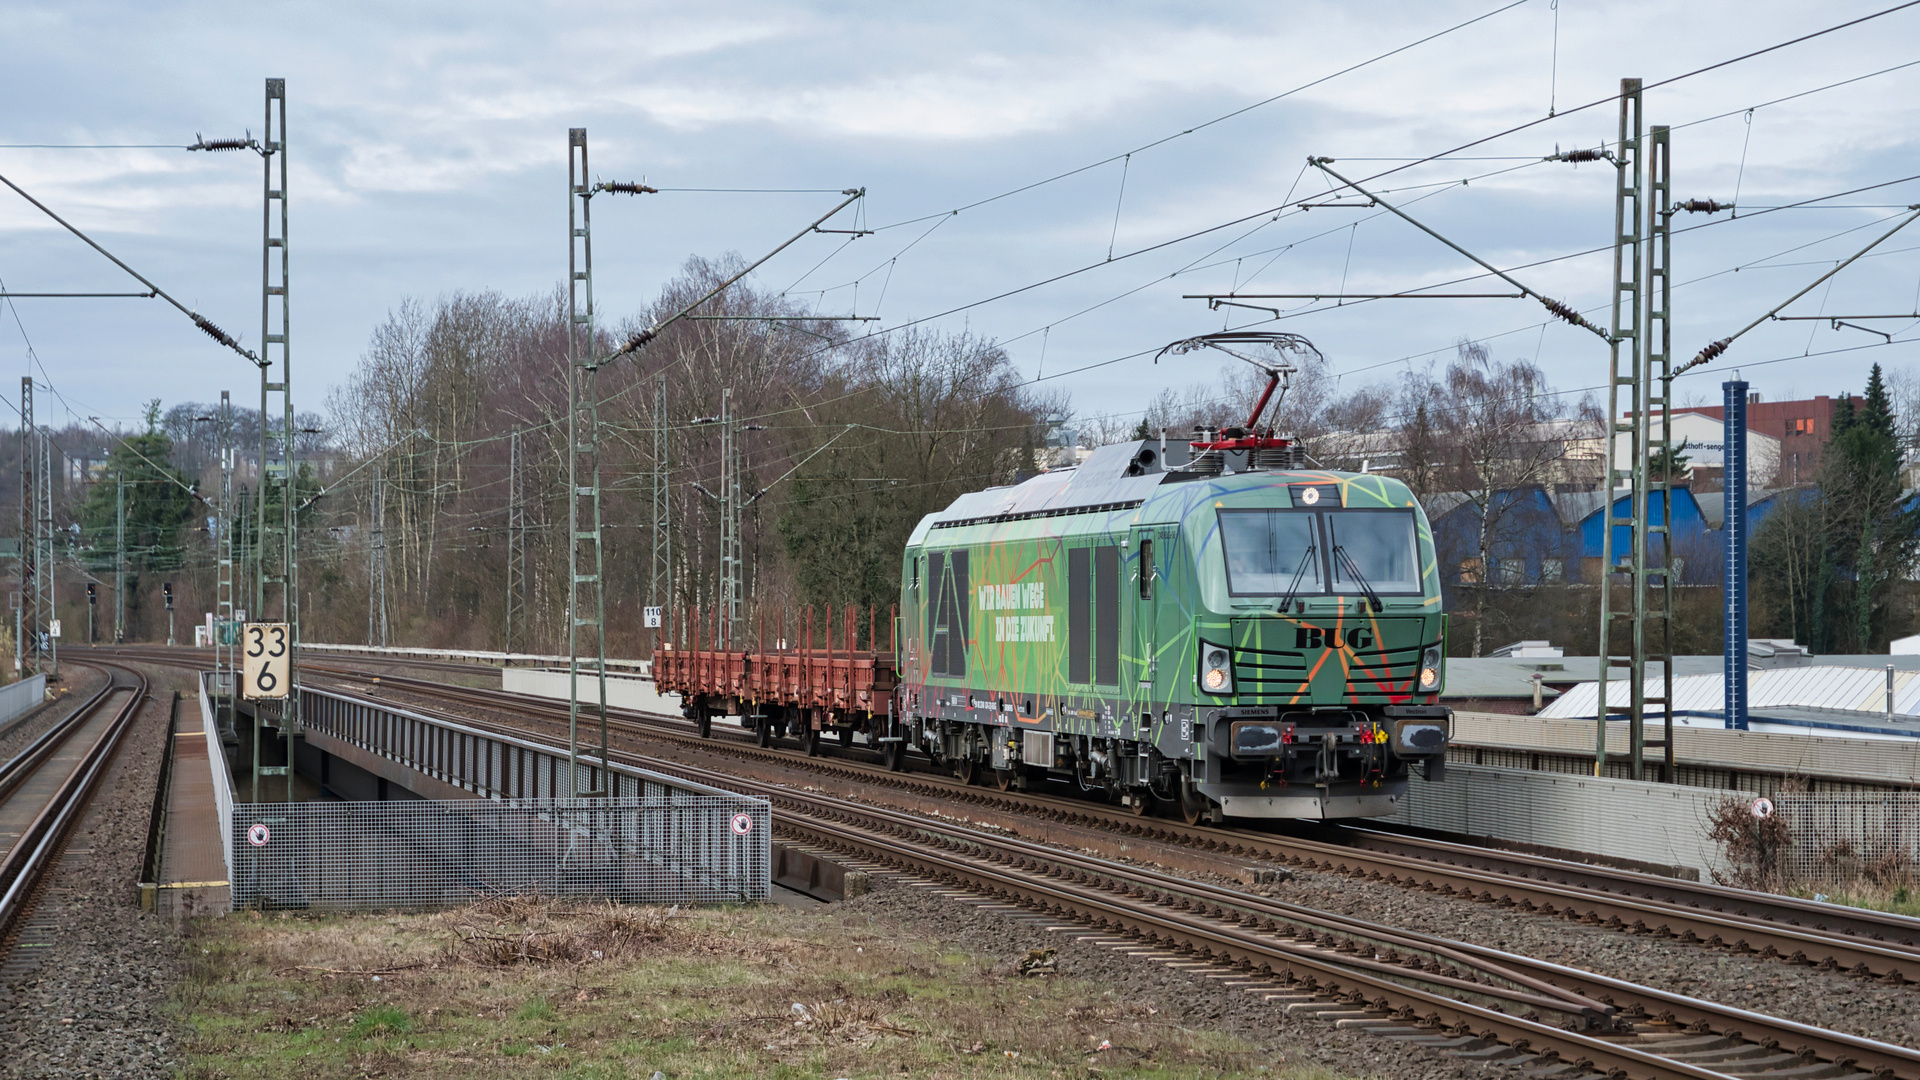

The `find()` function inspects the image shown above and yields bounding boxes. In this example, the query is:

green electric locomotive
[897,333,1450,823]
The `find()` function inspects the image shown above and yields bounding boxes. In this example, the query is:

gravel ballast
[0,666,184,1080]
[841,873,1524,1080]
[334,672,1920,1056]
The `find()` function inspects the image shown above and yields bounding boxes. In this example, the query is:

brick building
[1668,392,1861,487]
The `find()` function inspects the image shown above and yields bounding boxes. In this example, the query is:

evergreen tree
[78,403,198,577]
[1750,366,1919,651]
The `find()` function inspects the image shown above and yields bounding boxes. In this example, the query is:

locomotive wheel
[697,710,712,739]
[954,756,979,785]
[839,727,853,748]
[1128,792,1155,817]
[805,725,821,757]
[755,718,772,748]
[1177,777,1209,826]
[993,767,1017,792]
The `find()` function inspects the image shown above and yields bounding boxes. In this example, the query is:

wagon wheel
[839,727,854,748]
[805,724,822,757]
[755,717,773,748]
[697,710,712,739]
[882,738,905,772]
[955,756,979,786]
[993,767,1018,792]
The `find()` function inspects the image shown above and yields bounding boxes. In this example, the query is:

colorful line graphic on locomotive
[898,437,1449,823]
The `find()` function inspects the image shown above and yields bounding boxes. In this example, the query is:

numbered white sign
[644,606,663,628]
[242,622,292,699]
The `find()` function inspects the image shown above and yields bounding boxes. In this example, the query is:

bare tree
[1429,340,1585,657]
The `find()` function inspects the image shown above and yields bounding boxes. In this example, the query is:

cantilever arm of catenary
[741,424,857,508]
[1308,158,1609,342]
[0,170,262,367]
[1675,205,1920,375]
[598,189,866,366]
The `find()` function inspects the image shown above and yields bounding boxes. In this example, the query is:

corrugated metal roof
[1452,709,1920,783]
[1542,664,1920,723]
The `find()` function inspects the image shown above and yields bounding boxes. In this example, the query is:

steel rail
[100,649,1920,1080]
[0,678,122,803]
[292,659,1920,977]
[771,814,1903,1080]
[565,745,1920,1080]
[102,648,1920,980]
[299,672,1915,1080]
[0,661,150,945]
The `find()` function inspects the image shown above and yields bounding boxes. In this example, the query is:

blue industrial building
[1427,484,1797,588]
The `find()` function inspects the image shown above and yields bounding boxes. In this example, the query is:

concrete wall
[1390,763,1752,880]
[502,667,682,715]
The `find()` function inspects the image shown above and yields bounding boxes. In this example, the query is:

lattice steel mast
[253,77,295,801]
[650,381,670,654]
[35,422,51,675]
[720,388,739,646]
[506,430,524,653]
[114,474,126,644]
[215,390,236,736]
[17,378,39,678]
[369,466,388,647]
[1593,81,1675,781]
[566,128,609,796]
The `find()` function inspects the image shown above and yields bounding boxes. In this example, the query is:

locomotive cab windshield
[1219,507,1421,598]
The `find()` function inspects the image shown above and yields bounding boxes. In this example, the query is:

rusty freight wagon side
[652,604,907,766]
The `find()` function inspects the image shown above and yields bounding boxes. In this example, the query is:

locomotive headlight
[1200,646,1233,695]
[1418,646,1442,692]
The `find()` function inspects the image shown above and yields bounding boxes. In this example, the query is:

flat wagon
[652,603,910,767]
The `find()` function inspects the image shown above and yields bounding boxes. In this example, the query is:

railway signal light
[163,581,174,609]
[87,582,96,603]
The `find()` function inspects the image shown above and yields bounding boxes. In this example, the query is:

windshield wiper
[1333,544,1383,614]
[1276,542,1317,613]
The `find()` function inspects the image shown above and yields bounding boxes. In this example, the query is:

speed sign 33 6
[242,622,292,699]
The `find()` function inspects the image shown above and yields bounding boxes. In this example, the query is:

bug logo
[1294,626,1374,650]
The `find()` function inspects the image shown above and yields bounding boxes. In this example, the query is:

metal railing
[303,641,650,677]
[210,684,772,910]
[0,674,47,733]
[230,796,765,910]
[198,674,236,885]
[1778,792,1920,890]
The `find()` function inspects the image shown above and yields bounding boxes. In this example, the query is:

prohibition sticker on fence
[247,822,272,847]
[1750,796,1775,820]
[729,812,754,836]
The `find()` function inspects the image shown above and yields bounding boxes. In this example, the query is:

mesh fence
[1777,792,1920,891]
[230,797,769,911]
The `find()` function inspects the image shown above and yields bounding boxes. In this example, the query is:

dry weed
[1707,795,1793,891]
[448,896,694,967]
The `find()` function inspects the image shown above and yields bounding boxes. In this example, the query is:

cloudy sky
[4,0,1919,434]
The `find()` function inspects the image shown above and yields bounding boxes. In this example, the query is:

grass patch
[513,996,556,1023]
[176,895,1350,1079]
[350,1005,414,1038]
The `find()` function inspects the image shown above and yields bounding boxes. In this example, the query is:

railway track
[273,663,1920,1080]
[0,660,149,956]
[258,655,1920,987]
